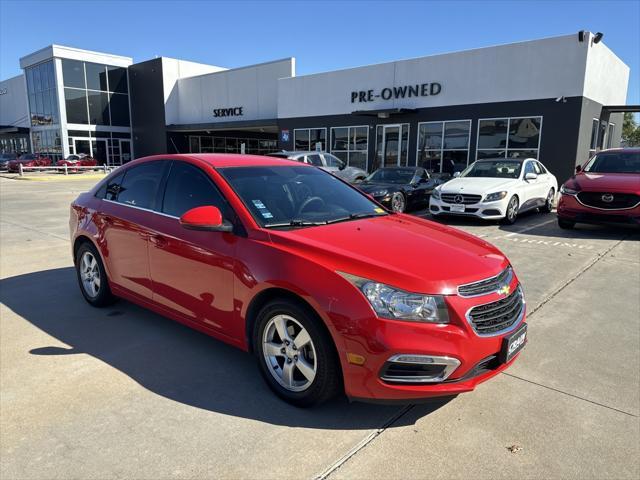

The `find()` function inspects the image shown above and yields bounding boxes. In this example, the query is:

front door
[147,160,237,336]
[92,139,108,165]
[382,125,401,167]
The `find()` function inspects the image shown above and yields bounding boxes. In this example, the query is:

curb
[1,173,108,182]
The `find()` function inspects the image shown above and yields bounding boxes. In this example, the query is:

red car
[58,154,98,168]
[7,154,52,173]
[70,154,527,406]
[558,148,640,228]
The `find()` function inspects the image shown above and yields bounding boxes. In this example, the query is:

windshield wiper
[264,219,328,228]
[326,212,386,224]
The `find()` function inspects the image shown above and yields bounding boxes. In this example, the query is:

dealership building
[0,32,631,181]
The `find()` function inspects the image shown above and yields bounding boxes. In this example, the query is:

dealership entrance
[70,135,132,165]
[375,123,410,170]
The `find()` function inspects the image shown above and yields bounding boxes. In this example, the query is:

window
[294,128,327,151]
[524,161,536,177]
[477,117,542,161]
[109,93,130,126]
[589,118,599,157]
[188,135,279,155]
[417,120,471,174]
[87,91,110,125]
[62,59,86,89]
[65,89,88,124]
[99,172,125,201]
[330,126,369,170]
[162,162,227,218]
[375,124,410,169]
[107,67,128,94]
[85,63,108,92]
[306,154,323,166]
[116,162,165,209]
[26,60,58,128]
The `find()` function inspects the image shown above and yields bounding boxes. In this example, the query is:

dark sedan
[358,167,449,212]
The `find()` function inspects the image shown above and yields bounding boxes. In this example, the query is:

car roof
[132,153,310,169]
[268,150,329,156]
[476,157,528,163]
[597,148,640,154]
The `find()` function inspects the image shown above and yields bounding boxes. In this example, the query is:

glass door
[382,125,400,167]
[92,139,108,166]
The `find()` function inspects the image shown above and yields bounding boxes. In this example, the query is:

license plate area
[500,323,527,363]
[450,204,465,213]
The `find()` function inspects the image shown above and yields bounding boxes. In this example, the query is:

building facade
[0,32,631,181]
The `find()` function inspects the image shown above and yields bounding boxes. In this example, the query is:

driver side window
[524,162,536,176]
[306,154,323,166]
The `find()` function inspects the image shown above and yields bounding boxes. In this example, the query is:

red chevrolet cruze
[558,148,640,228]
[70,154,527,406]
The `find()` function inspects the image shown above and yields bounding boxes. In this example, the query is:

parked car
[267,151,368,183]
[357,167,449,212]
[557,148,640,229]
[71,154,527,406]
[7,154,52,173]
[429,158,558,224]
[0,152,18,170]
[58,154,98,171]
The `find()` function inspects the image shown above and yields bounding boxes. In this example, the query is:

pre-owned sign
[351,83,442,103]
[213,107,244,117]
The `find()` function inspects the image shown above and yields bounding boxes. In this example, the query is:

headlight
[431,188,441,200]
[560,184,579,195]
[339,272,449,323]
[370,189,388,197]
[484,191,508,202]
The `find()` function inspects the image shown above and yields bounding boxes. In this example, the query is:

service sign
[213,107,243,118]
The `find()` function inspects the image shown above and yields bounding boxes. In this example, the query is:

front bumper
[429,196,508,220]
[332,274,526,402]
[558,194,640,226]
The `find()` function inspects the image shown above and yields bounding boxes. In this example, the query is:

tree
[622,112,640,146]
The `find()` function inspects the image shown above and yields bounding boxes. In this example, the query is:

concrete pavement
[1,177,638,479]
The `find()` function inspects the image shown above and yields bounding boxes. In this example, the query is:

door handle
[149,234,168,248]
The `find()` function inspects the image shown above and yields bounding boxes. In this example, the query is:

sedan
[7,154,52,173]
[267,151,368,183]
[430,158,558,224]
[70,154,527,406]
[58,154,98,168]
[358,166,449,212]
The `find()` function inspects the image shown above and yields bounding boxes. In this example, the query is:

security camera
[555,96,567,103]
[593,32,604,44]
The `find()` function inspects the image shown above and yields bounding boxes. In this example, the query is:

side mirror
[453,171,461,178]
[179,206,233,232]
[575,164,582,173]
[525,172,538,181]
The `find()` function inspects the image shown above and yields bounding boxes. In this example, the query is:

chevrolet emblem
[498,285,511,296]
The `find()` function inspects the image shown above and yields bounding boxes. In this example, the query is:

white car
[429,158,558,224]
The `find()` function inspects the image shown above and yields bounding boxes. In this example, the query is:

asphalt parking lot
[1,176,638,480]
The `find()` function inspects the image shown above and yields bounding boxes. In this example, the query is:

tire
[253,299,341,407]
[75,242,117,307]
[558,217,575,229]
[541,188,555,213]
[501,195,519,225]
[390,192,406,213]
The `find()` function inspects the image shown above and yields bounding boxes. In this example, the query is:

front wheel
[558,217,575,229]
[254,299,341,407]
[501,195,519,225]
[391,192,406,213]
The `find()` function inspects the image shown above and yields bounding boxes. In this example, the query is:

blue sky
[1,0,638,106]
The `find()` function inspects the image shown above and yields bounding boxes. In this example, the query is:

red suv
[70,154,527,406]
[558,149,640,228]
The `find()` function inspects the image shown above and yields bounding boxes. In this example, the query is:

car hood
[266,214,508,294]
[568,172,640,194]
[439,177,516,194]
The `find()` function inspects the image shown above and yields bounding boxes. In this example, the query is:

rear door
[97,160,168,299]
[147,160,238,336]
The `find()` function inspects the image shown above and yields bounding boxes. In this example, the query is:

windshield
[584,152,640,174]
[219,165,387,228]
[323,154,344,168]
[366,168,416,184]
[460,161,522,179]
[19,154,36,160]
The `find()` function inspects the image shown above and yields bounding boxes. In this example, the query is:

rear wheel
[254,299,341,407]
[501,195,519,225]
[391,192,406,213]
[558,217,575,229]
[75,242,117,307]
[541,188,555,213]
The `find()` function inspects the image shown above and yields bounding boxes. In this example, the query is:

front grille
[458,267,513,297]
[441,193,482,205]
[468,286,524,335]
[577,192,640,210]
[442,206,478,213]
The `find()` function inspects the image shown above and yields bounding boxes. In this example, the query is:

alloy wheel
[391,193,406,213]
[507,197,518,222]
[80,251,101,298]
[262,314,317,392]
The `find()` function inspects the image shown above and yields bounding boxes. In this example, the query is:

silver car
[267,151,368,183]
